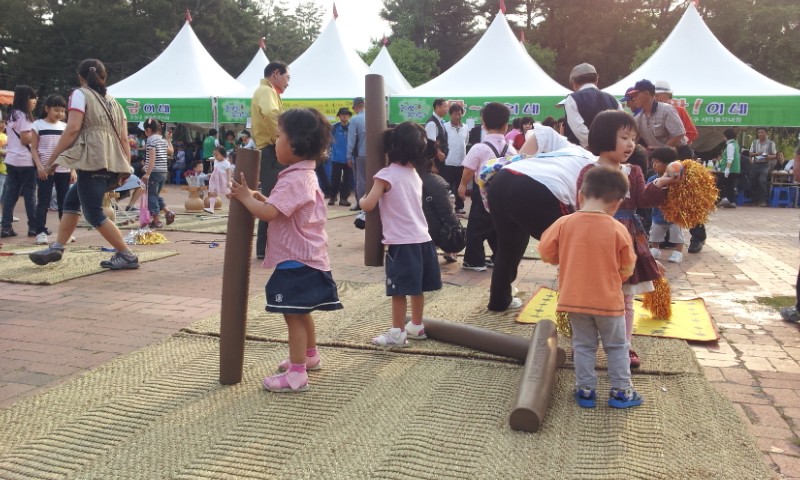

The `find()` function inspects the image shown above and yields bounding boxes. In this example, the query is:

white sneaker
[719,198,730,207]
[372,327,408,347]
[668,251,683,263]
[511,285,519,297]
[35,232,48,245]
[405,322,427,339]
[649,247,661,259]
[13,216,19,222]
[508,297,524,309]
[68,235,76,244]
[203,207,214,214]
[462,262,487,272]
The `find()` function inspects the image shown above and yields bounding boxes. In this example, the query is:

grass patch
[755,296,795,310]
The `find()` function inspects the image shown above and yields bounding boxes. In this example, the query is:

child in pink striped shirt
[229,108,342,393]
[361,122,442,347]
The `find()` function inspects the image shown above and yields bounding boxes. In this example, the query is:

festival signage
[114,98,212,123]
[217,98,355,124]
[389,96,566,125]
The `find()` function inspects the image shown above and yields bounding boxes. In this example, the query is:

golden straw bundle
[555,311,572,338]
[135,231,169,245]
[642,276,672,320]
[660,159,719,228]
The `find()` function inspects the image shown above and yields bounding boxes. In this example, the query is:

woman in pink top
[229,108,342,393]
[360,122,442,348]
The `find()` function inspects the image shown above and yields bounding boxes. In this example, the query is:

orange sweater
[538,211,636,316]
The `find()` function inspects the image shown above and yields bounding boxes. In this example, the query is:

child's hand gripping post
[228,172,278,222]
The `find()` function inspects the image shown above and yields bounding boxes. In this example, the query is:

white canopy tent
[108,21,244,123]
[389,12,570,123]
[218,19,375,122]
[370,46,412,95]
[236,48,270,89]
[605,3,800,129]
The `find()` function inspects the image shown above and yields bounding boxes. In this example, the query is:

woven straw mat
[0,244,178,285]
[0,333,771,480]
[159,208,357,234]
[182,281,701,376]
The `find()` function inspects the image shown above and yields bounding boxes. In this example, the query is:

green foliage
[630,40,661,72]
[524,43,557,76]
[359,38,439,87]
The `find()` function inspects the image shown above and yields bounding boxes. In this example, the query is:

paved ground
[1,185,799,478]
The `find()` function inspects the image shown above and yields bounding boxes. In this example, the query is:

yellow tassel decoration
[555,311,572,338]
[135,231,169,245]
[642,276,672,320]
[660,159,719,228]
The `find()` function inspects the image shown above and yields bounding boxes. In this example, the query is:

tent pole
[212,96,219,132]
[364,74,386,266]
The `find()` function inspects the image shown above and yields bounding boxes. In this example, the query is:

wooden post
[509,319,560,433]
[413,315,566,366]
[364,74,386,267]
[219,148,260,385]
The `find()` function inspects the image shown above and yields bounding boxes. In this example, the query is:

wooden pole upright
[364,74,387,266]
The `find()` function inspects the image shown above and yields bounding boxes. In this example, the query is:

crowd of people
[3,57,799,407]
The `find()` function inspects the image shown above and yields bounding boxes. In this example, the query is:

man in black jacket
[563,63,621,148]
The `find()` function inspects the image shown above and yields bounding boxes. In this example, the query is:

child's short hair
[588,110,637,156]
[143,118,161,133]
[228,150,237,165]
[480,102,511,130]
[581,166,630,203]
[382,121,427,168]
[448,103,464,115]
[520,116,534,126]
[189,160,203,170]
[723,128,736,140]
[43,94,67,110]
[650,146,678,164]
[278,108,331,160]
[214,146,227,157]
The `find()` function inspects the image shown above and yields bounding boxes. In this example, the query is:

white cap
[654,81,672,93]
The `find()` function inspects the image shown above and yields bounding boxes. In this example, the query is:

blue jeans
[35,172,71,234]
[63,170,118,228]
[1,164,37,232]
[146,171,167,217]
[0,173,6,203]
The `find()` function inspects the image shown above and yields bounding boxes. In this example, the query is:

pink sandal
[262,370,309,392]
[277,354,321,373]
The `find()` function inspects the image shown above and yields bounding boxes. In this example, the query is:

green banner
[114,98,212,123]
[218,98,355,124]
[390,95,800,127]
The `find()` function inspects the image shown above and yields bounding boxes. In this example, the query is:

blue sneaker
[608,388,644,409]
[574,387,596,408]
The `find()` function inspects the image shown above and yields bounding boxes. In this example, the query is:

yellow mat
[516,287,719,342]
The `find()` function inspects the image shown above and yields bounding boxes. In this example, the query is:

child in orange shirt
[539,166,641,409]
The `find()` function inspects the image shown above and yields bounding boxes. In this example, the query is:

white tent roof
[370,46,412,94]
[108,22,244,98]
[395,12,570,98]
[236,48,270,88]
[605,4,800,96]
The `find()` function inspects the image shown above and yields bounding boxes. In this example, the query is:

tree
[524,43,557,76]
[629,40,660,72]
[360,38,439,87]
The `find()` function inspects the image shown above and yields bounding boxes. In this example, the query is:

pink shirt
[374,162,431,245]
[461,133,516,183]
[262,160,331,271]
[4,111,34,167]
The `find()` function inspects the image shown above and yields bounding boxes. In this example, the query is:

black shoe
[349,205,360,211]
[659,241,676,249]
[328,198,336,206]
[339,200,351,207]
[1,229,18,238]
[28,230,36,237]
[29,245,64,265]
[688,239,705,253]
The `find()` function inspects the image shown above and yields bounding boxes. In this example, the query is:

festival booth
[605,3,800,150]
[389,12,570,124]
[107,21,244,124]
[218,19,374,124]
[235,47,270,90]
[369,46,412,95]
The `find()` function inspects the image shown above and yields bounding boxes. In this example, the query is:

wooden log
[219,148,260,385]
[364,74,386,267]
[509,319,560,433]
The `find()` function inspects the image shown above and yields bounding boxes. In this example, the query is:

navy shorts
[265,266,343,314]
[385,241,442,296]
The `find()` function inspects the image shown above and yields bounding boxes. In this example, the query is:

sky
[278,0,392,52]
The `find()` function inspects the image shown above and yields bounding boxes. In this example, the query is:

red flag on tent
[259,38,265,49]
[382,36,388,46]
[520,31,525,44]
[691,0,699,6]
[185,9,192,23]
[499,0,506,14]
[333,2,338,19]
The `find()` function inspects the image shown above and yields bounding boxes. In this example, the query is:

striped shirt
[145,134,169,173]
[32,119,68,173]
[262,160,330,272]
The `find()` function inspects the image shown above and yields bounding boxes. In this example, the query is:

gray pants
[354,155,367,205]
[749,161,770,204]
[570,312,632,391]
[256,145,287,258]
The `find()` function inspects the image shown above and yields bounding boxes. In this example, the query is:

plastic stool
[736,189,751,206]
[173,169,186,185]
[769,186,792,208]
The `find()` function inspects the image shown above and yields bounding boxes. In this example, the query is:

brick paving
[1,185,800,478]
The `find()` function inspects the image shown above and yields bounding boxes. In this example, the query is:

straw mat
[0,244,178,285]
[160,208,357,234]
[0,333,771,479]
[183,281,702,375]
[518,287,719,342]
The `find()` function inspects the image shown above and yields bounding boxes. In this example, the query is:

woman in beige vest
[29,59,139,270]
